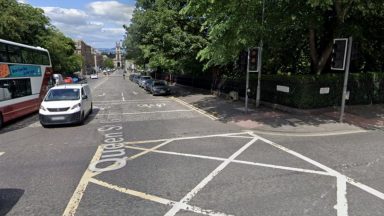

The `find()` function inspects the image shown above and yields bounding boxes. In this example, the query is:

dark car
[133,75,142,84]
[144,79,154,92]
[150,80,171,96]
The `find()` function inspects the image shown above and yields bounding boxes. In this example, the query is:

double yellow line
[171,97,219,120]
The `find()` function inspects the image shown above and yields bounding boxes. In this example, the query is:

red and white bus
[0,39,53,128]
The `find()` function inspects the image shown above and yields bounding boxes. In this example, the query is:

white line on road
[124,145,331,176]
[0,152,4,157]
[129,139,174,160]
[336,176,348,216]
[89,178,231,216]
[91,77,109,91]
[164,134,259,216]
[121,92,125,101]
[92,109,193,116]
[93,99,172,103]
[132,91,138,95]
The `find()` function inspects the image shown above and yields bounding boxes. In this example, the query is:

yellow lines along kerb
[171,97,218,120]
[62,146,104,216]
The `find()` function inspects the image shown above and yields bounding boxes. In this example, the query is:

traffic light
[331,38,348,70]
[248,47,259,72]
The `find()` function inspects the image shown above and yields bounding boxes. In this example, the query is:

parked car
[138,76,151,87]
[133,75,142,84]
[90,73,98,79]
[150,80,171,95]
[143,79,154,92]
[39,84,93,127]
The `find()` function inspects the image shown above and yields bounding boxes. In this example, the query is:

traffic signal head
[248,48,259,72]
[331,38,348,70]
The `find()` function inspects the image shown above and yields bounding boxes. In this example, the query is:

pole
[339,36,353,123]
[256,0,265,108]
[245,49,250,113]
[256,40,262,107]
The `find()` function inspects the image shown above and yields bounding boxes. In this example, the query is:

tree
[124,0,207,74]
[104,58,115,69]
[39,28,81,74]
[184,0,384,74]
[0,0,83,75]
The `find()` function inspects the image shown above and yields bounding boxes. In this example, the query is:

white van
[39,84,93,127]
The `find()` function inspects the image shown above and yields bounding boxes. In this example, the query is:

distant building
[74,40,102,75]
[114,41,122,68]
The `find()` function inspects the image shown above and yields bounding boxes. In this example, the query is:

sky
[18,0,136,48]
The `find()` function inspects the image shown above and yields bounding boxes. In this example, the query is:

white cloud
[87,1,134,25]
[42,7,89,26]
[17,0,27,3]
[37,1,134,48]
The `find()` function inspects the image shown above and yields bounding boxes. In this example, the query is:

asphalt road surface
[0,69,383,216]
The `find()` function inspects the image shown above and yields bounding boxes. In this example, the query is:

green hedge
[255,72,383,109]
[176,72,384,109]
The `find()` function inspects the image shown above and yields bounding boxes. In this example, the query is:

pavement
[171,84,384,136]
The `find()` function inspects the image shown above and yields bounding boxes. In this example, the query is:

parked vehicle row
[129,74,171,96]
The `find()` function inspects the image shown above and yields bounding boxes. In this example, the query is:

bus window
[0,79,32,100]
[8,45,22,63]
[0,42,9,62]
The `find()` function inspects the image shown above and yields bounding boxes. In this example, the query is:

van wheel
[0,114,3,129]
[40,121,49,128]
[90,103,93,114]
[79,113,85,125]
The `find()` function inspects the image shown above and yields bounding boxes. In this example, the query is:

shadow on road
[0,188,24,216]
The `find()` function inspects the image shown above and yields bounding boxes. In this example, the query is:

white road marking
[91,77,109,91]
[336,176,348,216]
[121,92,125,101]
[137,103,166,108]
[252,129,367,137]
[94,99,172,103]
[92,109,192,116]
[62,146,104,216]
[97,93,106,97]
[0,152,4,157]
[132,91,138,95]
[89,178,231,216]
[164,134,259,216]
[124,145,331,176]
[253,134,384,215]
[171,97,218,120]
[129,139,174,160]
[121,132,254,146]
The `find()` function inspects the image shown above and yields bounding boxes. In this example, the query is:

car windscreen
[45,89,80,101]
[141,76,151,80]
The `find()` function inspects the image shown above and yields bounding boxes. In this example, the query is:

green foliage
[39,28,80,74]
[0,0,49,45]
[104,58,114,69]
[184,0,384,74]
[124,0,207,74]
[0,0,82,75]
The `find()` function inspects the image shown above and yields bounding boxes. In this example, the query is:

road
[0,69,383,216]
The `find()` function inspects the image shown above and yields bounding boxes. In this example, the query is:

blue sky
[18,0,136,48]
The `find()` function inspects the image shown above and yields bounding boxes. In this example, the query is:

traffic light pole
[245,48,250,113]
[339,36,353,123]
[256,40,262,107]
